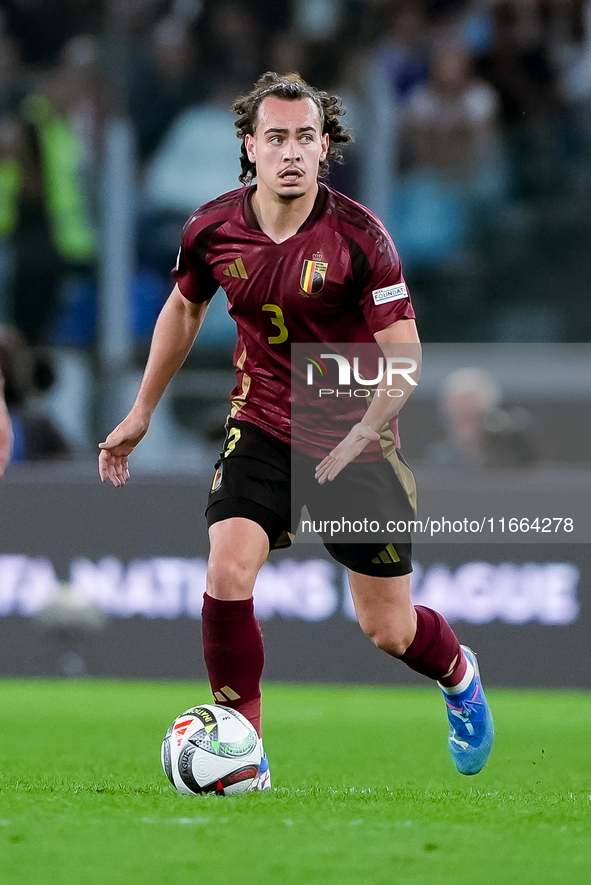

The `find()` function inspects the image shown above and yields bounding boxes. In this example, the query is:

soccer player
[0,369,12,476]
[99,72,494,787]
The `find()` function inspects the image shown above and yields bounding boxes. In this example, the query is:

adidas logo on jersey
[223,257,248,279]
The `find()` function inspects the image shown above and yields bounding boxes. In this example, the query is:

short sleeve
[351,225,415,334]
[172,219,221,304]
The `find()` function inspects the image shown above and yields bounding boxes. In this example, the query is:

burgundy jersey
[173,183,415,456]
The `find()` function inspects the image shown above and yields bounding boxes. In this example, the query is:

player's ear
[245,134,256,164]
[320,133,329,162]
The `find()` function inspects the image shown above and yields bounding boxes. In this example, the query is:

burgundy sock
[201,592,265,737]
[399,605,467,686]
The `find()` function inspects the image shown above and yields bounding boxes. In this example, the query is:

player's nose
[283,138,301,160]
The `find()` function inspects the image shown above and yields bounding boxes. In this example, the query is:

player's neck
[251,183,319,244]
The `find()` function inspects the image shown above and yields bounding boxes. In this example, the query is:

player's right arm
[98,284,211,486]
[0,370,13,477]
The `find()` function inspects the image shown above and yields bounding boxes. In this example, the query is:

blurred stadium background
[0,0,590,685]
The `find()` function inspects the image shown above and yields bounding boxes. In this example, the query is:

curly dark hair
[232,71,353,185]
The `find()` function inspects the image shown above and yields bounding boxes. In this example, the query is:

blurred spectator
[254,0,293,35]
[103,0,164,40]
[267,23,347,94]
[0,324,69,462]
[376,2,432,107]
[200,0,264,96]
[476,1,559,123]
[0,115,21,319]
[438,0,495,56]
[48,35,115,213]
[4,42,102,346]
[128,17,210,164]
[3,103,65,344]
[290,0,346,88]
[391,42,505,266]
[475,0,562,195]
[550,0,591,149]
[0,33,31,117]
[100,0,160,99]
[401,42,503,192]
[140,90,242,280]
[293,0,342,40]
[428,366,535,468]
[1,0,100,67]
[266,30,308,78]
[0,0,583,355]
[325,49,366,198]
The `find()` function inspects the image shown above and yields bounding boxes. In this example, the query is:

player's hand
[98,415,149,486]
[0,405,13,477]
[315,423,380,484]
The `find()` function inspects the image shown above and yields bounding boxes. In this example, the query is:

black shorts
[206,418,415,577]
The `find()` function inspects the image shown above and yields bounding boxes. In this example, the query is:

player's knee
[206,555,258,599]
[360,618,415,658]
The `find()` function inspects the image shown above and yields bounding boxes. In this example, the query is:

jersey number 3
[262,304,288,344]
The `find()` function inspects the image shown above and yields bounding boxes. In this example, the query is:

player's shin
[201,592,265,737]
[398,605,471,686]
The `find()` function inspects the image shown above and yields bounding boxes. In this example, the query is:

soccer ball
[161,704,261,796]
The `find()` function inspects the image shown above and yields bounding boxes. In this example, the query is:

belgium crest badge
[300,258,328,296]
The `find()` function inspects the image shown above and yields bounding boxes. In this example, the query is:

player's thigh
[206,417,293,549]
[207,517,270,600]
[348,570,417,655]
[305,456,416,548]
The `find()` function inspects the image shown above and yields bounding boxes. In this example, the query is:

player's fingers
[315,457,335,484]
[106,460,120,486]
[99,450,118,486]
[315,451,337,473]
[315,457,328,475]
[98,449,116,483]
[331,463,347,481]
[110,454,127,486]
[116,459,129,486]
[324,459,345,482]
[98,451,108,482]
[100,450,125,487]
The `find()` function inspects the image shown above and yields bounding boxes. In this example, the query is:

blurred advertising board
[0,466,588,686]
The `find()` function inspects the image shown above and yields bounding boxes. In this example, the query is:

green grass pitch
[2,679,591,885]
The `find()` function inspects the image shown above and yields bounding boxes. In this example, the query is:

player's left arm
[315,319,421,483]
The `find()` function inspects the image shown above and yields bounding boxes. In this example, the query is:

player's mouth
[279,168,304,184]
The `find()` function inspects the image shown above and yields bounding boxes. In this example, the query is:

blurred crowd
[0,0,589,460]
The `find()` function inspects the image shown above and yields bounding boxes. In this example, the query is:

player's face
[245,96,329,201]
